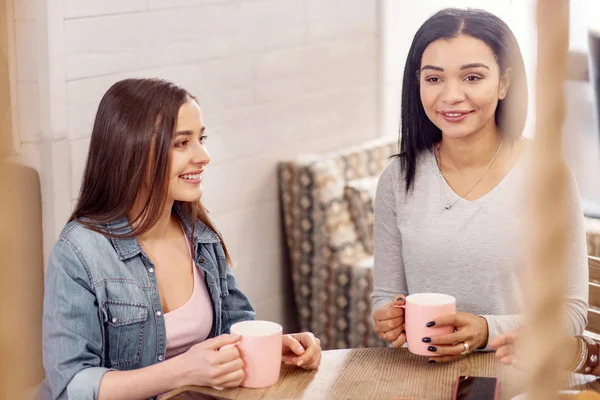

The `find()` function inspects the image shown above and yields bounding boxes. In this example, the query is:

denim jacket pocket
[102,301,148,369]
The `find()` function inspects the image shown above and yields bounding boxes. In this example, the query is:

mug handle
[395,304,407,344]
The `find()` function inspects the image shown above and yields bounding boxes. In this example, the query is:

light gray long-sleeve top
[372,148,589,349]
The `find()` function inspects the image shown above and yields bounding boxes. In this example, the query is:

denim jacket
[42,206,255,400]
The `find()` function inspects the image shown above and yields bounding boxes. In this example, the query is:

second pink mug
[400,293,456,356]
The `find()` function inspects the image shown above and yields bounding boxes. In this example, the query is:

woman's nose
[192,143,210,166]
[440,81,465,104]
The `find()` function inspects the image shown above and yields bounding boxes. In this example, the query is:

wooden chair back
[587,256,600,334]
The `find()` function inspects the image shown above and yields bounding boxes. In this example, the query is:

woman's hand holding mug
[177,334,244,389]
[373,293,488,364]
[373,295,406,347]
[422,312,489,363]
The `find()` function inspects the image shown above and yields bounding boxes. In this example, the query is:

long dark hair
[71,78,232,264]
[399,8,528,192]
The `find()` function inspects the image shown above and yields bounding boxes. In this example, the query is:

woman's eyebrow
[174,126,206,137]
[460,63,490,70]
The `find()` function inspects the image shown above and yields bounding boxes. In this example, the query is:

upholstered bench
[278,138,396,349]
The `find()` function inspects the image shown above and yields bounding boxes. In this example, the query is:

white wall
[570,0,600,53]
[564,0,600,204]
[7,0,379,330]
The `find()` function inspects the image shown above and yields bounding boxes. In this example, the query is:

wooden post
[0,3,45,397]
[525,1,571,399]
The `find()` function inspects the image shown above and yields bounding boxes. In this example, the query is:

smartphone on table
[453,375,499,400]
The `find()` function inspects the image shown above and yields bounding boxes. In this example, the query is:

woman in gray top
[372,8,588,363]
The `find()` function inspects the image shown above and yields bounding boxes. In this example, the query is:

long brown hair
[70,78,232,264]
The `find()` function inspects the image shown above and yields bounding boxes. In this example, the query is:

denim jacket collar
[107,203,220,261]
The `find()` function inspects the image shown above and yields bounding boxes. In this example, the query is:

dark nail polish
[395,295,404,302]
[428,359,436,364]
[401,330,406,335]
[422,337,431,343]
[426,321,435,327]
[428,346,437,352]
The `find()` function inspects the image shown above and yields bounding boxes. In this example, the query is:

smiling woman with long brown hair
[41,78,321,400]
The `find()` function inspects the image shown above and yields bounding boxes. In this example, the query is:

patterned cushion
[278,137,397,349]
[338,140,397,181]
[345,176,378,254]
[312,159,367,264]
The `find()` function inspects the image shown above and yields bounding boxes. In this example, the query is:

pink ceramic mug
[400,293,456,356]
[229,320,283,388]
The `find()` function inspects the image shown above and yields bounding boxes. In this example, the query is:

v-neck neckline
[429,142,527,207]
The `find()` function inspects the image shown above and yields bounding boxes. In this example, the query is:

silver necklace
[435,140,503,210]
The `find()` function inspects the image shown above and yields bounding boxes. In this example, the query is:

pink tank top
[164,229,214,359]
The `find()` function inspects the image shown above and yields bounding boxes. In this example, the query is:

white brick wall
[10,0,379,330]
[69,138,90,200]
[63,0,306,80]
[16,81,39,142]
[307,0,377,39]
[63,0,147,19]
[14,21,36,81]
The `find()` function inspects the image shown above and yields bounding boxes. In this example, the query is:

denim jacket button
[199,258,205,264]
[156,311,162,317]
[158,354,164,361]
[111,317,118,323]
[148,267,154,273]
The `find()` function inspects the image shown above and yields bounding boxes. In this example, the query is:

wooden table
[162,348,600,400]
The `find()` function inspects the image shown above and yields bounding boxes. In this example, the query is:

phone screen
[454,376,498,400]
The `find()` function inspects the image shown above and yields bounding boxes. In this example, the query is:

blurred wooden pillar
[525,0,571,399]
[0,0,45,398]
[0,164,45,400]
